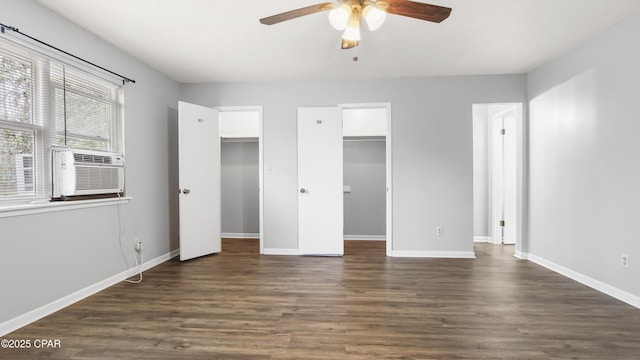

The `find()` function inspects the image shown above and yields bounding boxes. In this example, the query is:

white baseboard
[0,249,179,337]
[344,235,386,241]
[262,248,299,256]
[390,250,476,258]
[523,252,640,309]
[222,232,260,239]
[144,249,179,270]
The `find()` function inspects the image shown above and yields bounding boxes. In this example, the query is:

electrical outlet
[621,254,629,268]
[135,237,143,252]
[436,226,444,236]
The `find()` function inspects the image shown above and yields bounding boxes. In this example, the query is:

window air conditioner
[51,147,125,199]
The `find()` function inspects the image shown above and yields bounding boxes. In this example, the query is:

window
[0,39,123,201]
[52,64,119,151]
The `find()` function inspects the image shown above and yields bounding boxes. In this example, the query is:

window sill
[0,197,132,218]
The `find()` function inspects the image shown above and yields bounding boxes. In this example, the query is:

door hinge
[500,129,506,135]
[499,220,505,227]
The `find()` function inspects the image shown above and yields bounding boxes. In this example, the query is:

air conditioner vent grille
[73,153,113,164]
[75,167,121,191]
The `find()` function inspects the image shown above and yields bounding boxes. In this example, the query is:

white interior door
[492,110,517,245]
[297,107,343,255]
[178,101,221,261]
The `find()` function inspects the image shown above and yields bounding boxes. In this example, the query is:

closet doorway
[340,103,392,255]
[218,106,264,252]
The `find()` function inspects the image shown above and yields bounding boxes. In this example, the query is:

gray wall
[181,75,527,253]
[527,11,640,297]
[221,141,259,235]
[343,139,386,237]
[1,0,181,325]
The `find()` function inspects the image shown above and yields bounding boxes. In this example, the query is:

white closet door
[178,101,221,261]
[297,107,343,256]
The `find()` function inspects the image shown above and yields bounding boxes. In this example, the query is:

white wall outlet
[135,237,143,252]
[436,226,444,236]
[621,254,629,268]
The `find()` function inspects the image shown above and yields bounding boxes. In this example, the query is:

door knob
[300,188,307,193]
[182,188,191,194]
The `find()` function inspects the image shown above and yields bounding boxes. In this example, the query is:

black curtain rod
[1,22,136,85]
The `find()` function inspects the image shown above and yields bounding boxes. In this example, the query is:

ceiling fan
[259,0,452,50]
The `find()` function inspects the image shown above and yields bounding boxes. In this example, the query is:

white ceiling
[34,0,640,83]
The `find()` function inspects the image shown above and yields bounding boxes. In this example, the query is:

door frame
[215,105,264,253]
[339,102,393,256]
[473,102,524,256]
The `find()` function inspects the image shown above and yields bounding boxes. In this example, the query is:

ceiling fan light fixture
[328,4,351,30]
[363,4,387,31]
[342,11,362,42]
[342,23,361,43]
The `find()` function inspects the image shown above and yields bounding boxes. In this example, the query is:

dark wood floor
[4,239,640,359]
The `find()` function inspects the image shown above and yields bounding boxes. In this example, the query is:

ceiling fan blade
[260,2,335,25]
[386,0,452,23]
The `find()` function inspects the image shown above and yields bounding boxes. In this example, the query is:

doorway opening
[218,106,263,254]
[340,103,392,256]
[472,103,523,254]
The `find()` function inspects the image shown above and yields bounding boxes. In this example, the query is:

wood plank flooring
[3,239,639,359]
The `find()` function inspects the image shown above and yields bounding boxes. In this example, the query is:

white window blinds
[51,64,118,151]
[0,51,33,123]
[0,48,37,197]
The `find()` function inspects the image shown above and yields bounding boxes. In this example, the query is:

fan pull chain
[353,43,359,62]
